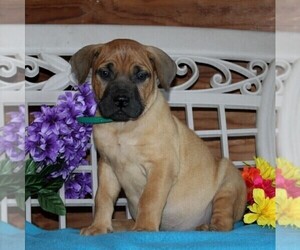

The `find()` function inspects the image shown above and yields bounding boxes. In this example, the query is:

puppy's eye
[97,69,111,80]
[136,71,149,82]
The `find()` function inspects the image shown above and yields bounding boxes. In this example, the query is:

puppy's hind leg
[197,186,236,231]
[196,159,247,232]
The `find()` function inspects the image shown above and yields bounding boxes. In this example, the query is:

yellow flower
[277,158,300,185]
[255,157,275,180]
[244,188,276,228]
[276,188,300,228]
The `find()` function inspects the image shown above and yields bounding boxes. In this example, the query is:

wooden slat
[276,0,300,32]
[0,0,25,24]
[25,0,275,31]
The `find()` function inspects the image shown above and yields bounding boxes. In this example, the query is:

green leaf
[25,174,45,188]
[15,188,25,211]
[38,192,66,216]
[25,189,32,201]
[25,175,46,194]
[0,159,13,175]
[25,159,37,175]
[39,163,62,177]
[44,178,64,192]
[0,175,20,189]
[24,160,67,215]
[0,193,6,201]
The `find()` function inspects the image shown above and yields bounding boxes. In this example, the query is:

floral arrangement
[0,106,25,167]
[0,106,25,208]
[242,157,300,229]
[242,158,276,228]
[0,83,96,215]
[276,159,300,228]
[25,82,96,214]
[65,172,92,199]
[26,83,96,179]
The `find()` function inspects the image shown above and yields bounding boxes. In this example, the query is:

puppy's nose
[113,95,130,108]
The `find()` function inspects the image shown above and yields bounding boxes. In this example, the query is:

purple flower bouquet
[1,82,96,215]
[0,106,25,208]
[26,82,96,180]
[0,106,25,167]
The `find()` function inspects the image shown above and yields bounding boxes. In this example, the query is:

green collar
[77,116,113,124]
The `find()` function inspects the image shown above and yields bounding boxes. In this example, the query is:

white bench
[0,24,299,228]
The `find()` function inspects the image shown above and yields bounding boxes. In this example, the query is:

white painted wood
[277,59,300,165]
[186,104,194,130]
[59,184,66,229]
[26,199,32,223]
[257,61,276,166]
[0,198,8,222]
[195,129,258,138]
[25,25,274,61]
[276,31,300,166]
[90,136,98,216]
[0,25,25,56]
[276,32,300,62]
[5,25,299,229]
[218,105,229,158]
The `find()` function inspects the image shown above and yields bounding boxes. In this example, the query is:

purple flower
[65,173,92,199]
[0,106,25,166]
[57,92,84,123]
[75,83,97,117]
[27,129,62,164]
[34,106,66,135]
[25,82,96,180]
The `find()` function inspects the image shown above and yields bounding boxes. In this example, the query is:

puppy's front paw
[80,224,113,236]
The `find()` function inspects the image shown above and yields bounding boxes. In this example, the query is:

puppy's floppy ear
[146,46,177,90]
[70,44,103,84]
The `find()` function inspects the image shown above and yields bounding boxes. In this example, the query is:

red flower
[276,169,300,198]
[253,175,275,199]
[242,167,261,187]
[242,167,275,204]
[242,167,261,204]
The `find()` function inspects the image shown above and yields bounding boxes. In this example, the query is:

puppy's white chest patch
[94,125,150,217]
[107,136,139,164]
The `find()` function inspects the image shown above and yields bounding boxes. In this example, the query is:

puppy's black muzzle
[98,83,144,122]
[113,94,130,108]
